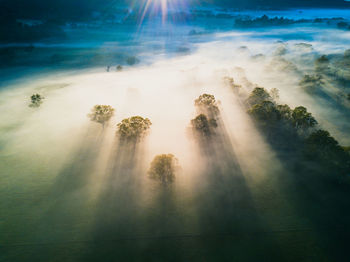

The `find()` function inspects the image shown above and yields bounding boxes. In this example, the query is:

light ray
[137,0,191,28]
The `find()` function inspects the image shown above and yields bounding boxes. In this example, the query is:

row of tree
[245,86,350,177]
[300,50,350,102]
[31,88,349,184]
[28,95,175,185]
[85,93,224,186]
[87,104,177,185]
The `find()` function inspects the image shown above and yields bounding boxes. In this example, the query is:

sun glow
[138,0,190,26]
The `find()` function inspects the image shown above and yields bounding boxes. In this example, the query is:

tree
[270,88,280,101]
[299,74,324,94]
[292,106,317,130]
[337,21,349,29]
[88,105,115,126]
[29,93,44,107]
[248,101,281,124]
[276,104,292,121]
[126,56,139,66]
[224,76,241,94]
[345,49,350,59]
[315,55,330,74]
[191,114,217,137]
[117,116,152,142]
[148,154,178,185]
[246,87,272,106]
[305,130,350,174]
[194,94,220,116]
[116,65,123,71]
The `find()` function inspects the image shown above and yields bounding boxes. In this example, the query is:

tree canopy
[117,116,152,142]
[248,101,281,124]
[247,87,317,133]
[148,154,178,185]
[88,105,115,125]
[224,76,241,93]
[246,87,272,106]
[299,74,324,94]
[276,104,292,120]
[315,55,330,74]
[305,130,350,174]
[292,106,318,130]
[195,94,220,116]
[29,93,44,108]
[191,114,218,138]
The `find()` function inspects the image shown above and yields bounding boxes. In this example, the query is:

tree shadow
[85,138,148,261]
[246,100,350,261]
[190,109,285,260]
[270,139,350,262]
[139,184,189,261]
[50,126,107,195]
[21,124,110,261]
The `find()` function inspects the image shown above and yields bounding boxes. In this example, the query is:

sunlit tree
[292,106,317,130]
[246,87,272,106]
[148,154,178,185]
[88,105,115,126]
[248,101,281,124]
[117,116,152,142]
[29,93,44,108]
[195,94,220,116]
[224,76,241,94]
[191,114,217,137]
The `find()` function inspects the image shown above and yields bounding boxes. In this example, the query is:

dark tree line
[246,86,350,178]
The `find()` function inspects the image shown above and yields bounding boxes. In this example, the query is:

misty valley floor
[1,10,350,262]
